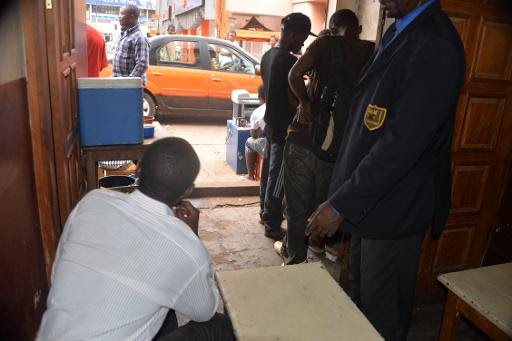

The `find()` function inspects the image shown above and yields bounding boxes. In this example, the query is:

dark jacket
[328,2,465,239]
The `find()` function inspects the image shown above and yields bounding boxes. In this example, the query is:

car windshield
[208,43,255,74]
[158,40,200,66]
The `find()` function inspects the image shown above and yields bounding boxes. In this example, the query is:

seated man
[209,46,219,70]
[244,85,267,181]
[37,137,234,341]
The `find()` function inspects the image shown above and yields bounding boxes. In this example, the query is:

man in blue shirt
[113,5,149,85]
[306,0,465,339]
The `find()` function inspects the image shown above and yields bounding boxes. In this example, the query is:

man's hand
[306,201,343,238]
[294,101,313,124]
[174,201,200,235]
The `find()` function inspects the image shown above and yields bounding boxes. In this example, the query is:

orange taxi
[101,35,262,117]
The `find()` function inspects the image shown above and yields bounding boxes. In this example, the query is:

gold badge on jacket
[364,104,387,131]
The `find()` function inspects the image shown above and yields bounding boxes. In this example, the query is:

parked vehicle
[101,35,262,117]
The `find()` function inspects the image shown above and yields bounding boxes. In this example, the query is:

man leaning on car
[113,4,149,85]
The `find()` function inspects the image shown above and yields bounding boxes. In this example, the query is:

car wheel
[143,92,156,118]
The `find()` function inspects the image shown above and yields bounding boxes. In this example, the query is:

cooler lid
[77,77,142,89]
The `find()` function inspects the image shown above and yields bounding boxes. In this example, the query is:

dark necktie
[380,23,397,49]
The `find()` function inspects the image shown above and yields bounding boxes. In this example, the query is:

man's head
[318,29,332,38]
[167,25,176,34]
[138,137,200,206]
[269,34,278,47]
[280,13,314,54]
[329,9,361,38]
[119,5,139,30]
[380,0,424,18]
[227,31,236,42]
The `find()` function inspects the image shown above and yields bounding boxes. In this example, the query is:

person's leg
[283,143,316,264]
[155,313,235,341]
[310,158,336,254]
[263,141,285,235]
[153,310,178,340]
[244,145,257,181]
[259,141,270,221]
[359,234,424,341]
[347,234,362,306]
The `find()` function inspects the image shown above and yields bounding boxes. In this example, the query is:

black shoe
[264,228,285,240]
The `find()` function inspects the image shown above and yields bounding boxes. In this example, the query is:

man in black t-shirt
[260,13,314,240]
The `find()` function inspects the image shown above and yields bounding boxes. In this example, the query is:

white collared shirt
[250,103,266,130]
[37,189,219,341]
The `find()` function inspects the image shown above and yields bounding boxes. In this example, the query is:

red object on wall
[200,20,209,36]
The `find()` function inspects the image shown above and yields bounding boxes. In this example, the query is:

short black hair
[138,137,200,205]
[281,12,312,35]
[124,4,140,19]
[329,9,359,30]
[318,29,332,37]
[258,85,265,100]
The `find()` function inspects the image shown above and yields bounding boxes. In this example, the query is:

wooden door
[416,0,512,291]
[45,0,86,228]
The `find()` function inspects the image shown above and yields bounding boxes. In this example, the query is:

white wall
[226,0,292,16]
[0,2,26,84]
[357,0,381,41]
[326,0,382,42]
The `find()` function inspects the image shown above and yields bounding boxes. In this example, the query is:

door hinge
[46,0,52,9]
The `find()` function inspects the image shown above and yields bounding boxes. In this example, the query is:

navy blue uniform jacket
[328,2,465,239]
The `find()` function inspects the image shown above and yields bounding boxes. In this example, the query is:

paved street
[159,116,258,187]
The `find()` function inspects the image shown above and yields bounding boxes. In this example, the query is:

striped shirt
[113,24,149,85]
[37,189,219,341]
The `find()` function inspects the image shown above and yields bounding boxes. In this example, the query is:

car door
[148,39,209,110]
[207,43,262,111]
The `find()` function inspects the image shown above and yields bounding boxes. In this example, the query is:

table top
[215,262,383,341]
[438,262,512,336]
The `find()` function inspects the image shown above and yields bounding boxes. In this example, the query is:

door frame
[20,0,62,282]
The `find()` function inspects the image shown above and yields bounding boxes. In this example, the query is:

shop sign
[172,0,203,15]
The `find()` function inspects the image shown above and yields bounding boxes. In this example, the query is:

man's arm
[288,49,316,123]
[173,262,220,322]
[250,127,261,138]
[174,201,199,235]
[329,38,463,225]
[289,38,324,123]
[129,36,149,77]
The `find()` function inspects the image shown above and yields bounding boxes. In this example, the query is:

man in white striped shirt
[37,138,234,341]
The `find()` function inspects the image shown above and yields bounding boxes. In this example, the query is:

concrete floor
[161,117,258,189]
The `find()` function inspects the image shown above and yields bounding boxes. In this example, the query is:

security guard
[306,0,465,339]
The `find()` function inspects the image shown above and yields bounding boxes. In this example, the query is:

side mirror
[255,64,261,75]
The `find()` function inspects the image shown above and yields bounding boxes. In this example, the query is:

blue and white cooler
[78,77,143,146]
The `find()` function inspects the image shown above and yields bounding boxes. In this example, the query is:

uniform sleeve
[329,38,463,224]
[130,36,149,77]
[173,261,220,322]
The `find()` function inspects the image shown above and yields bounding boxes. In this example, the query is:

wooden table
[438,262,512,341]
[215,262,383,341]
[82,122,167,192]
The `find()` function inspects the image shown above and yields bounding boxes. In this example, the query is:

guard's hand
[306,201,343,238]
[295,101,313,124]
[174,201,200,235]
